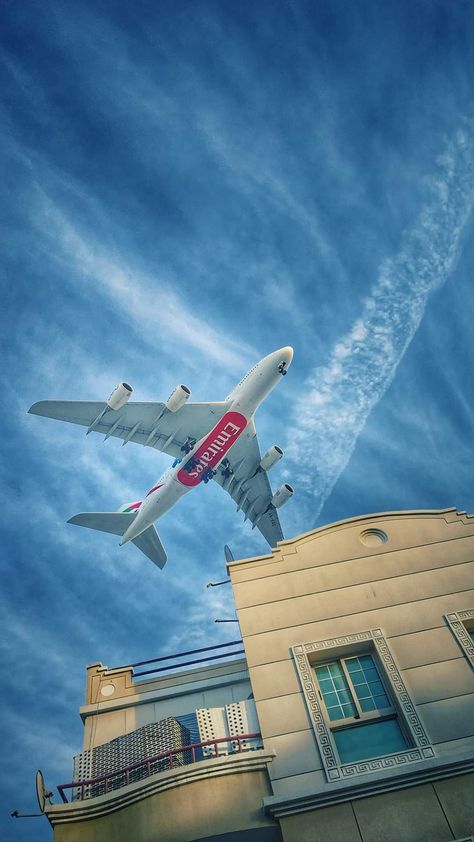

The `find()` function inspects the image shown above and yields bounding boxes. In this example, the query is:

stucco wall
[279,773,474,842]
[52,767,279,842]
[229,510,474,798]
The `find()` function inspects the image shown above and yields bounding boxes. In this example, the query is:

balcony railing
[57,733,262,803]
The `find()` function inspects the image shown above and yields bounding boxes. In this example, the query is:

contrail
[285,120,474,532]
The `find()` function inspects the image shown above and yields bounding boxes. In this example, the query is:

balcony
[58,732,263,802]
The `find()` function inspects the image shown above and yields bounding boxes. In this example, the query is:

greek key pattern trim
[292,628,434,782]
[445,610,474,668]
[371,631,431,747]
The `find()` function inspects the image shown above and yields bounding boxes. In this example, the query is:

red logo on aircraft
[177,412,247,488]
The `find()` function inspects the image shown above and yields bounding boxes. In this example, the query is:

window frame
[445,609,474,669]
[292,628,434,781]
[315,652,396,725]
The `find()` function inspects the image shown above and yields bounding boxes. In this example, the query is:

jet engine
[271,483,294,508]
[107,382,133,410]
[260,445,283,472]
[166,384,191,412]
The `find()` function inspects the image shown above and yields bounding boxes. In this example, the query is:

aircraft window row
[238,365,258,386]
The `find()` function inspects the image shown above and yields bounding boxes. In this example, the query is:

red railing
[57,733,262,803]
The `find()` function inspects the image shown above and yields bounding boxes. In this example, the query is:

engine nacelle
[166,384,191,412]
[271,483,294,509]
[107,382,133,410]
[260,445,283,472]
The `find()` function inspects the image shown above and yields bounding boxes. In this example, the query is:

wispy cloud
[34,189,255,370]
[285,120,474,532]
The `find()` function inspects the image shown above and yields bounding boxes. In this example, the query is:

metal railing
[57,733,262,803]
[109,640,245,678]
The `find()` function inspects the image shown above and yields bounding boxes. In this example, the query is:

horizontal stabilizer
[68,513,167,569]
[68,512,135,536]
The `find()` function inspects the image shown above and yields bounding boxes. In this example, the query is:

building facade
[46,508,474,841]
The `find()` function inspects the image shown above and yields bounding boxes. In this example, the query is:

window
[445,610,474,669]
[292,628,434,781]
[314,653,408,763]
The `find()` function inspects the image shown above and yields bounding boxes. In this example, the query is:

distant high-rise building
[73,717,191,798]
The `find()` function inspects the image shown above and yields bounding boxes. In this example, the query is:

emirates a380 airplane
[29,346,294,569]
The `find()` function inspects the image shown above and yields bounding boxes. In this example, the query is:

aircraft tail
[67,512,167,569]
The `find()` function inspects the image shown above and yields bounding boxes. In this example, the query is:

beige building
[46,508,474,841]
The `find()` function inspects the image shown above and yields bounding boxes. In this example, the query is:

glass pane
[368,680,384,694]
[337,689,352,705]
[359,655,374,667]
[355,683,371,699]
[327,705,345,721]
[315,662,357,720]
[364,668,379,682]
[328,662,345,679]
[333,718,408,763]
[349,670,364,685]
[346,658,361,673]
[349,655,391,711]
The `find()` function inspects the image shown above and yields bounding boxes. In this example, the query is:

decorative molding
[292,628,434,782]
[371,632,431,748]
[264,752,474,818]
[445,610,474,669]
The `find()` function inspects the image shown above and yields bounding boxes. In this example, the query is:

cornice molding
[227,508,473,570]
[264,752,474,818]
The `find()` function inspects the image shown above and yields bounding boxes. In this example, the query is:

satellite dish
[35,770,52,813]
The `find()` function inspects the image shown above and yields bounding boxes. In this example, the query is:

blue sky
[1,0,474,838]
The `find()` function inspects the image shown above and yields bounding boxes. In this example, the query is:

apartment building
[45,508,474,841]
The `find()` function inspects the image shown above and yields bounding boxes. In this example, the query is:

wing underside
[212,420,284,548]
[28,400,230,460]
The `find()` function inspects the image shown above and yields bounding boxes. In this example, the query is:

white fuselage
[120,346,293,545]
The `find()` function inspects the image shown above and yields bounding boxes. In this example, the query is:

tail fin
[67,513,167,569]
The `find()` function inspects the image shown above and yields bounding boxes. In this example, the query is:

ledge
[264,749,474,818]
[80,662,250,720]
[46,749,275,825]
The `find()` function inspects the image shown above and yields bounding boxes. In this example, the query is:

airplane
[28,346,294,569]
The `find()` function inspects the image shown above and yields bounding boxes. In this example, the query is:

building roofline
[227,507,473,570]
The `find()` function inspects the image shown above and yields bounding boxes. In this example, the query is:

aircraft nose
[279,346,294,365]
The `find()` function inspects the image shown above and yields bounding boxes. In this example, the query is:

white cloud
[35,191,254,370]
[285,119,474,532]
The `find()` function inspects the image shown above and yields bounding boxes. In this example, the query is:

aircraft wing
[28,400,230,461]
[212,420,285,549]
